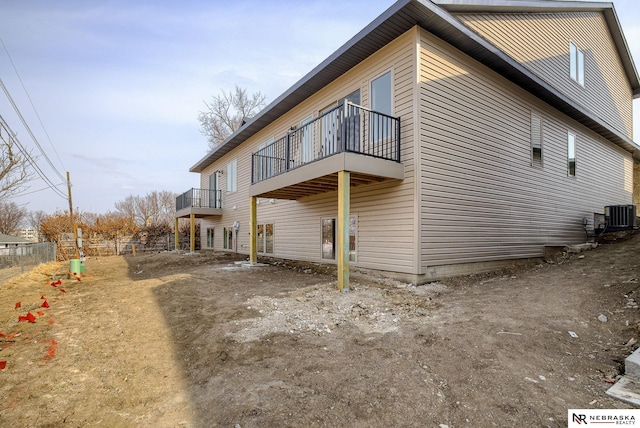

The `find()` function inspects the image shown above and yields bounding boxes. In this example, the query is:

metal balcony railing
[251,101,401,184]
[176,188,222,211]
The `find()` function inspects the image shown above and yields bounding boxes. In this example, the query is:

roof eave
[190,0,640,173]
[190,0,417,173]
[435,0,640,98]
[430,0,640,152]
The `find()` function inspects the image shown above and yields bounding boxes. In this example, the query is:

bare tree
[157,190,177,226]
[27,209,47,242]
[198,85,266,150]
[0,201,27,235]
[27,210,47,229]
[136,190,176,226]
[114,194,138,224]
[0,116,32,201]
[114,191,177,227]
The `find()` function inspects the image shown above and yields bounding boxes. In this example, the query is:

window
[370,71,393,143]
[530,113,543,167]
[567,132,576,176]
[226,160,237,192]
[256,223,274,254]
[346,90,361,106]
[266,223,274,254]
[371,71,392,115]
[257,224,264,253]
[321,218,335,259]
[206,228,214,248]
[570,42,585,86]
[321,216,357,261]
[223,227,233,250]
[349,216,357,262]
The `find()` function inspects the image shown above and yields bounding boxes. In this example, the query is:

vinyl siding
[200,28,419,275]
[419,29,632,269]
[455,11,634,139]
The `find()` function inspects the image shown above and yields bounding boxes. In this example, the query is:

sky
[1,0,639,216]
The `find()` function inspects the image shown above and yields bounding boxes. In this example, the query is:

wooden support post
[337,170,350,292]
[190,214,195,253]
[67,172,80,259]
[174,218,179,250]
[249,196,257,265]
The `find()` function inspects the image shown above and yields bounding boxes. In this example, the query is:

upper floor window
[570,42,585,86]
[567,132,576,177]
[345,89,361,106]
[370,71,393,143]
[371,71,392,115]
[226,159,237,192]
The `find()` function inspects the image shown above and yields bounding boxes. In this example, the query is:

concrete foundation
[607,346,640,407]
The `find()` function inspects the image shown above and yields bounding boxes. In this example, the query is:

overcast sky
[1,0,639,215]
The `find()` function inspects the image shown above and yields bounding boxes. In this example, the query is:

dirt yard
[1,233,640,427]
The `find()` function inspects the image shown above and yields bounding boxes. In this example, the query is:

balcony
[250,101,404,199]
[175,188,222,218]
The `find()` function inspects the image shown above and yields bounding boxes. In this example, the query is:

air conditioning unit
[604,205,637,232]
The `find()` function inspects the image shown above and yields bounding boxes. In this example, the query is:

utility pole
[67,172,79,259]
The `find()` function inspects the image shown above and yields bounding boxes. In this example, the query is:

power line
[0,78,67,185]
[14,183,66,198]
[0,113,67,199]
[0,37,67,174]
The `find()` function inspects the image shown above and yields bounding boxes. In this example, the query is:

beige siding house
[177,0,640,286]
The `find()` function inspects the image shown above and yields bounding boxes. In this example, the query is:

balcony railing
[251,101,401,184]
[176,188,222,211]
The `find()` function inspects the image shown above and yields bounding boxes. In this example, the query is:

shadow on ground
[124,236,640,427]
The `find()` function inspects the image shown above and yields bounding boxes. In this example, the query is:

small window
[530,113,543,167]
[257,224,264,253]
[349,215,357,262]
[226,160,237,193]
[265,223,274,254]
[322,218,336,259]
[567,132,576,176]
[206,228,214,248]
[223,227,233,250]
[570,42,585,86]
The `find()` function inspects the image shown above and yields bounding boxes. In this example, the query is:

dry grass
[1,261,68,290]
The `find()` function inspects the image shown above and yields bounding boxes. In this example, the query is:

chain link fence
[0,242,57,274]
